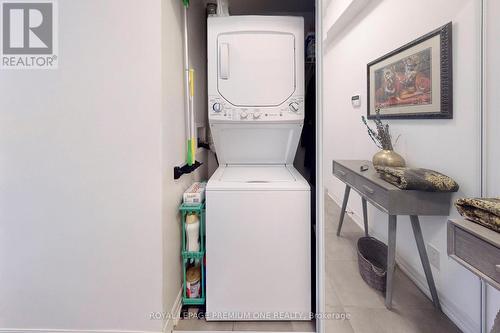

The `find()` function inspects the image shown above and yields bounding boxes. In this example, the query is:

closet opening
[175,1,318,332]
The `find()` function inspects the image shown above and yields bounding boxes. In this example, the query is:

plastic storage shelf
[179,203,205,306]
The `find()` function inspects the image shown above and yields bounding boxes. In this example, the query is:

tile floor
[174,314,315,332]
[323,194,461,333]
[173,195,461,332]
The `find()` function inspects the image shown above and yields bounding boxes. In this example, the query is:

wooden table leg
[410,215,442,311]
[385,215,397,309]
[362,198,369,237]
[336,185,351,236]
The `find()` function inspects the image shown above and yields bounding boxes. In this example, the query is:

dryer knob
[253,111,261,119]
[213,103,223,112]
[240,111,248,119]
[289,102,300,112]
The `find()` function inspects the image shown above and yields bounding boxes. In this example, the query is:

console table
[333,160,452,310]
[448,219,500,333]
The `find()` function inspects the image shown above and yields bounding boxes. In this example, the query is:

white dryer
[206,16,311,320]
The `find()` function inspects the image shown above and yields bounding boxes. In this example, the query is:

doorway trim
[315,1,325,333]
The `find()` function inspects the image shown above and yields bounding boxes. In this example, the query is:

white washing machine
[206,16,311,320]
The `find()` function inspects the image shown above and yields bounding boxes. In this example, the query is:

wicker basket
[357,237,388,292]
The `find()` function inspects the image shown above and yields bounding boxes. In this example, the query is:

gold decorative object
[362,109,405,167]
[372,149,406,167]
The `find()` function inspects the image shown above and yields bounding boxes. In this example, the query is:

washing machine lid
[210,122,303,165]
[219,165,296,182]
[207,165,310,191]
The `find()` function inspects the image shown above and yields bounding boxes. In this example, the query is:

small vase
[372,150,406,167]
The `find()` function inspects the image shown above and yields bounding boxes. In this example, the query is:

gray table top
[334,160,401,191]
[333,159,452,215]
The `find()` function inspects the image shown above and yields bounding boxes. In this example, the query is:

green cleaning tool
[186,69,196,166]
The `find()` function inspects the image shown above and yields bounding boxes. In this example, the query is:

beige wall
[0,0,210,330]
[0,0,163,331]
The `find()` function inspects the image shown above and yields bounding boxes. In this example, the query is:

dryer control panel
[209,96,305,122]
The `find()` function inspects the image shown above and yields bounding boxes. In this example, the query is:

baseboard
[0,328,161,333]
[163,288,183,333]
[326,191,479,333]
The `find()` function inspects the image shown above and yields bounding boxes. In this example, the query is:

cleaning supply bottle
[185,213,200,252]
[186,265,201,298]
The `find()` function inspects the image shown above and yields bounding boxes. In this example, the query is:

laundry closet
[175,0,317,332]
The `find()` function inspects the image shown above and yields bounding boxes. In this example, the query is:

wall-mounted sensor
[351,95,361,108]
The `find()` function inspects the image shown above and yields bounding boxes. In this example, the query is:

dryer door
[217,32,296,107]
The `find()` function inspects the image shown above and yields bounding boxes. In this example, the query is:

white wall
[484,0,500,329]
[484,2,500,197]
[0,1,163,332]
[162,0,208,330]
[322,0,494,332]
[322,0,356,36]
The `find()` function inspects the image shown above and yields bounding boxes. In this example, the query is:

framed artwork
[367,22,453,119]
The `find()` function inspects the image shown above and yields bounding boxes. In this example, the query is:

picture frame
[367,22,453,119]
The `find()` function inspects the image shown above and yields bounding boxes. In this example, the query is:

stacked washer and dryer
[206,16,311,320]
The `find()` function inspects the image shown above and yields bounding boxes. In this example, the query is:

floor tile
[290,320,316,332]
[344,307,460,333]
[328,259,387,308]
[232,321,294,331]
[389,269,435,310]
[174,318,233,331]
[325,271,343,310]
[322,307,355,333]
[325,232,359,261]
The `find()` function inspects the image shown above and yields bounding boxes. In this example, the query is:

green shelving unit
[179,203,205,306]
